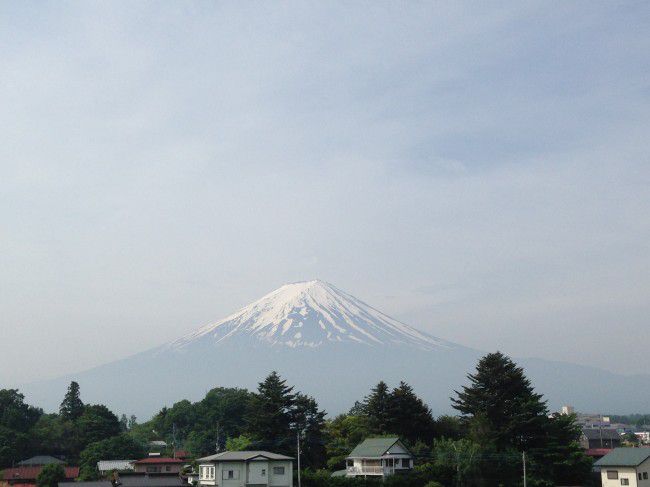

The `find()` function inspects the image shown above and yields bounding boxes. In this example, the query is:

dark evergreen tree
[385,382,436,443]
[451,352,548,451]
[245,372,295,454]
[292,393,327,469]
[362,381,391,434]
[59,382,84,421]
[452,352,591,486]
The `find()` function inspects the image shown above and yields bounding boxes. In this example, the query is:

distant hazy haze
[1,2,649,385]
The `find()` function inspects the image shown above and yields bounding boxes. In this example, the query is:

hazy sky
[2,1,649,385]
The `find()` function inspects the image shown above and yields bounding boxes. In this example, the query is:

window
[644,472,649,480]
[146,466,159,473]
[273,467,285,475]
[165,466,171,472]
[607,471,619,480]
[261,469,266,476]
[346,460,354,467]
[403,459,411,468]
[621,479,629,486]
[222,470,239,480]
[640,473,643,481]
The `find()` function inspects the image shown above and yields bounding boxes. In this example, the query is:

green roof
[349,437,403,458]
[595,448,650,467]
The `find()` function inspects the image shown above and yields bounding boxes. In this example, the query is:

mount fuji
[20,280,650,418]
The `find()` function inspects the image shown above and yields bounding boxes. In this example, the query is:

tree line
[1,352,595,486]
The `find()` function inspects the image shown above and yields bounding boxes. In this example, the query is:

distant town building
[197,451,293,487]
[344,437,414,478]
[595,448,650,486]
[635,432,650,445]
[560,405,575,415]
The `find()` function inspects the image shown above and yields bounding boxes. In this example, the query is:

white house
[345,437,413,478]
[197,451,293,487]
[595,448,650,486]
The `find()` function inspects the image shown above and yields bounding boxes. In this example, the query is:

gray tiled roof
[63,476,185,487]
[197,451,293,462]
[582,428,621,440]
[348,437,403,458]
[18,456,65,466]
[594,448,650,467]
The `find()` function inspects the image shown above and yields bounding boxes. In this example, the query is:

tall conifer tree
[59,381,84,421]
[245,371,295,454]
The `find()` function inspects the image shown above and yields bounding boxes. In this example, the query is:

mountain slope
[169,280,451,351]
[18,280,650,418]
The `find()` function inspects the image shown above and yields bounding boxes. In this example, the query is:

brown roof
[2,467,79,481]
[133,458,183,465]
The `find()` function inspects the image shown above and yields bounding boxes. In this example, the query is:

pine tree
[386,382,436,443]
[362,381,391,434]
[59,381,84,421]
[245,371,295,454]
[451,352,548,451]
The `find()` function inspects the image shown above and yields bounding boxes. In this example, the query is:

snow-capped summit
[170,279,449,350]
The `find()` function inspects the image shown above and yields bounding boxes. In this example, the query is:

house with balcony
[345,437,413,478]
[197,451,293,487]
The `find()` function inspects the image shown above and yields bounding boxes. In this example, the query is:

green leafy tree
[59,382,84,421]
[36,464,66,487]
[0,389,42,467]
[225,435,252,451]
[79,433,145,480]
[293,393,327,469]
[245,372,296,454]
[76,404,121,450]
[432,438,481,486]
[325,414,372,470]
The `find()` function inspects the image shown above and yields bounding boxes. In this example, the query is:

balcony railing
[347,466,393,476]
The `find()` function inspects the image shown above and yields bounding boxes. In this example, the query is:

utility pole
[296,429,301,487]
[522,451,527,487]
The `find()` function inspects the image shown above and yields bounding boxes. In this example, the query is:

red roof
[134,457,183,465]
[2,467,79,481]
[586,448,612,457]
[174,451,190,459]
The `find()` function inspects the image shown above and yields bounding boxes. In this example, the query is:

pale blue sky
[1,1,649,384]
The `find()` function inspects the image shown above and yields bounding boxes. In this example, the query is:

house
[17,456,66,467]
[345,437,414,478]
[197,451,293,487]
[2,466,79,487]
[97,460,135,475]
[581,428,622,449]
[636,433,650,445]
[133,458,183,474]
[595,448,650,486]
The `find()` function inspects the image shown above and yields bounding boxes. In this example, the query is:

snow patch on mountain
[169,280,451,351]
